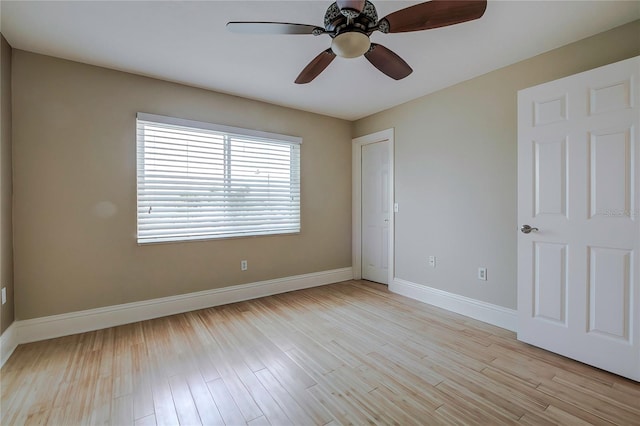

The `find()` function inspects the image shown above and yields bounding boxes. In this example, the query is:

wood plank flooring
[2,280,639,425]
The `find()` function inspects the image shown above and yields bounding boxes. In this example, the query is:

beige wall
[1,34,14,334]
[12,51,352,320]
[354,20,640,309]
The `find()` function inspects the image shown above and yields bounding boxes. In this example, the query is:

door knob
[520,224,539,234]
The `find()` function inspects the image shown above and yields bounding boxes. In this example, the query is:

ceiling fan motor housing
[324,1,378,37]
[336,0,366,18]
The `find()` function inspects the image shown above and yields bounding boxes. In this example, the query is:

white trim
[391,278,517,332]
[137,112,302,145]
[10,267,352,346]
[0,322,18,368]
[352,128,395,284]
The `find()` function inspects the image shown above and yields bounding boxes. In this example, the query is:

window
[136,113,301,244]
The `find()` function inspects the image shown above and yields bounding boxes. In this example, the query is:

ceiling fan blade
[380,0,487,33]
[226,22,323,35]
[364,44,412,80]
[295,49,337,84]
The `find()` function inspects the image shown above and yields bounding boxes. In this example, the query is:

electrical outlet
[428,256,436,268]
[1,287,6,305]
[478,267,487,281]
[241,260,248,271]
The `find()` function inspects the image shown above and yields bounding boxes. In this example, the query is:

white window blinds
[136,113,301,244]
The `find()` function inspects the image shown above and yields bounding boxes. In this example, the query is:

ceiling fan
[227,0,487,84]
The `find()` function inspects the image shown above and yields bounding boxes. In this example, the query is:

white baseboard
[390,278,517,332]
[3,270,517,368]
[0,322,18,367]
[1,267,352,367]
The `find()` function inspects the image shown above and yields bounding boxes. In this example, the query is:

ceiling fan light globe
[331,32,371,58]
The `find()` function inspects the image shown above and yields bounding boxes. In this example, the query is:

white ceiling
[1,1,638,120]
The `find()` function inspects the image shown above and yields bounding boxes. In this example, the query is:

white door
[362,140,391,284]
[517,56,640,381]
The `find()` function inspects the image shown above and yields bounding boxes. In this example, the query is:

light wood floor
[2,280,639,425]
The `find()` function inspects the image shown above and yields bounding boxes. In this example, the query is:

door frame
[352,128,395,284]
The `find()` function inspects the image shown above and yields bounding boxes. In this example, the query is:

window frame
[136,112,302,245]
